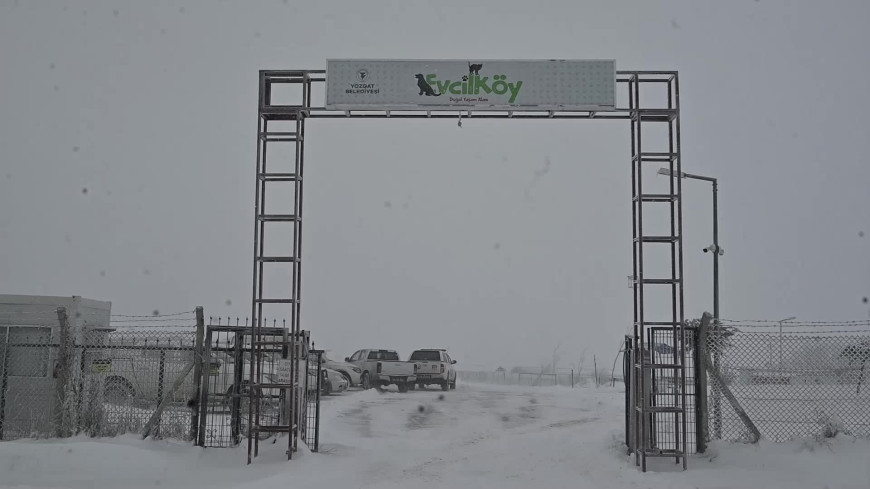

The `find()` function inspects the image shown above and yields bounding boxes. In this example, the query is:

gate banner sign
[326,59,616,111]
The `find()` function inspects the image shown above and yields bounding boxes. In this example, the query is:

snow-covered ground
[2,382,868,489]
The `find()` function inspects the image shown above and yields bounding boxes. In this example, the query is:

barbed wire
[111,325,198,330]
[206,317,291,326]
[726,330,870,336]
[719,318,870,327]
[109,318,198,324]
[0,310,195,318]
[0,310,54,314]
[111,311,196,318]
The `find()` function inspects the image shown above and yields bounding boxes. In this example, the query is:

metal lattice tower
[248,71,311,462]
[628,73,688,470]
[249,68,689,470]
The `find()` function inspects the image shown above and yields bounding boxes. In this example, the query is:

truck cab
[346,349,416,392]
[408,349,457,391]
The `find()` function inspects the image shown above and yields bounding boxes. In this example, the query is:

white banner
[275,359,293,384]
[326,59,616,111]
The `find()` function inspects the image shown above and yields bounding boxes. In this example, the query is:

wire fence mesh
[98,328,199,439]
[0,308,332,450]
[647,327,697,454]
[622,328,700,455]
[0,308,202,441]
[194,318,324,454]
[197,319,289,449]
[457,368,596,388]
[197,322,245,448]
[302,350,323,452]
[705,319,870,442]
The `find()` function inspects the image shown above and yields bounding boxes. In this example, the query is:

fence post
[281,327,292,433]
[77,342,86,435]
[593,355,599,388]
[155,348,167,436]
[196,328,213,446]
[142,347,200,440]
[314,352,321,452]
[696,317,710,453]
[0,327,8,440]
[301,345,309,443]
[699,312,761,443]
[711,318,723,440]
[54,307,73,438]
[625,335,634,455]
[190,307,205,443]
[231,331,244,445]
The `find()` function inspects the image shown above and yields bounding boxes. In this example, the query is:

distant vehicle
[95,341,245,405]
[408,349,457,391]
[99,347,318,406]
[99,347,206,404]
[345,349,417,392]
[321,354,363,386]
[321,367,349,395]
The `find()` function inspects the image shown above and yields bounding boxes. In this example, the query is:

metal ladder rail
[631,73,688,471]
[248,72,308,462]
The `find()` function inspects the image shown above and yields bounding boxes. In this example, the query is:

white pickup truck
[345,349,417,392]
[408,349,457,391]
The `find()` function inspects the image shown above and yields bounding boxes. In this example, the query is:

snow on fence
[0,309,204,441]
[705,319,870,443]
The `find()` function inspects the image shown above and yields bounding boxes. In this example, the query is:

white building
[0,295,111,439]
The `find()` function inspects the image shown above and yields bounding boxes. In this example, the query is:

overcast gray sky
[1,0,868,370]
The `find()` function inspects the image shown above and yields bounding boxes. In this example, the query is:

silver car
[321,354,363,386]
[322,368,349,395]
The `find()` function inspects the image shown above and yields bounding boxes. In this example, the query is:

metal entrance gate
[250,67,688,469]
[625,327,702,458]
[197,320,318,451]
[302,349,323,452]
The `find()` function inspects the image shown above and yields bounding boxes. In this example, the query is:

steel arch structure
[247,67,689,471]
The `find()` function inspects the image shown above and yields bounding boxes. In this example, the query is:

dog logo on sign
[357,69,369,81]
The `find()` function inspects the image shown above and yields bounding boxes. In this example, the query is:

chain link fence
[302,350,323,452]
[1,308,329,449]
[0,308,203,441]
[197,320,246,448]
[704,318,870,443]
[197,318,291,449]
[194,318,324,454]
[622,328,701,455]
[458,368,593,387]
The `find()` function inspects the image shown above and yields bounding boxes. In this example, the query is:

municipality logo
[346,68,378,95]
[414,62,524,103]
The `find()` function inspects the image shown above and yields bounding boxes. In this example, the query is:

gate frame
[250,67,688,470]
[197,322,294,449]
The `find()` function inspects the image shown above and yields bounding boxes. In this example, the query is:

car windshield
[409,350,440,361]
[368,350,399,361]
[381,351,399,361]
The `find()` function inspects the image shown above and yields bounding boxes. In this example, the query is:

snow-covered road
[313,384,627,488]
[2,383,869,489]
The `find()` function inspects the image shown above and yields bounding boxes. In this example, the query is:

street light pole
[712,180,719,322]
[657,168,722,319]
[658,167,723,443]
